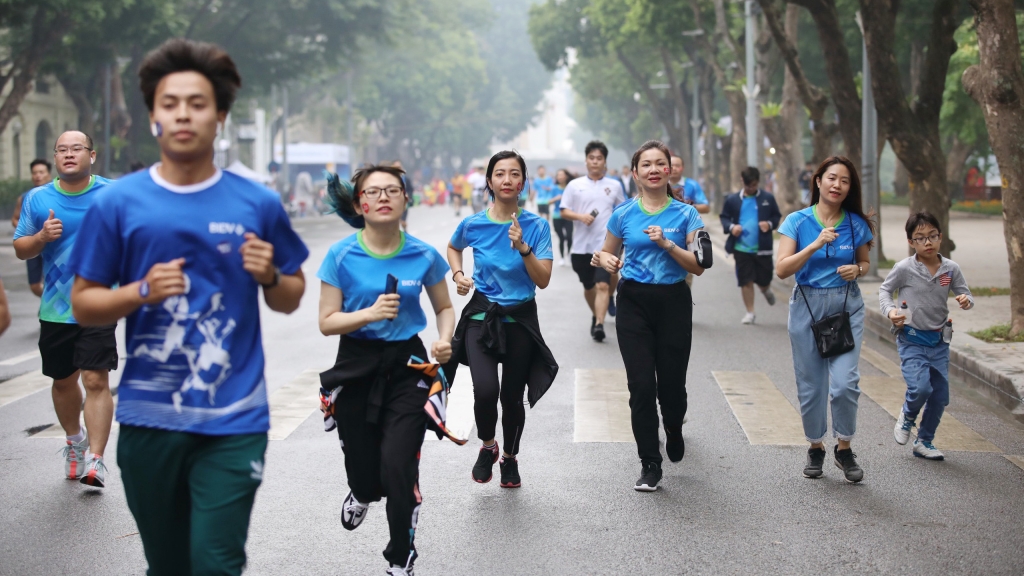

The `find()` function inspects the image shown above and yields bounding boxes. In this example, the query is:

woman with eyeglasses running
[316,164,455,576]
[776,156,875,483]
[445,150,558,489]
[592,140,709,492]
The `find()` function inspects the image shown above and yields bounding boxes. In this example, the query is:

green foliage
[760,102,782,119]
[968,323,1024,343]
[0,179,34,214]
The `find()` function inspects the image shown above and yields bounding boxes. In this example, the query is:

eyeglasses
[910,233,941,245]
[360,186,404,199]
[54,145,92,155]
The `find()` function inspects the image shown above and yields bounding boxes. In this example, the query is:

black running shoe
[833,446,864,483]
[590,315,596,336]
[499,457,521,488]
[472,444,499,483]
[803,447,826,479]
[341,491,369,530]
[634,461,662,492]
[665,429,685,463]
[593,323,606,342]
[608,293,617,317]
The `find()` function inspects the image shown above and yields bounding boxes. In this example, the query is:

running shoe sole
[80,470,105,488]
[633,483,658,492]
[499,480,521,488]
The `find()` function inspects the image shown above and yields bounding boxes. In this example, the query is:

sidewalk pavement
[704,203,1024,422]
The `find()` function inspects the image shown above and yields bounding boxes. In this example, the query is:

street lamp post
[857,12,880,279]
[744,0,758,168]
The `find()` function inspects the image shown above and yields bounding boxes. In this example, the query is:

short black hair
[29,158,52,172]
[741,166,760,185]
[139,38,241,113]
[585,140,608,160]
[905,211,942,239]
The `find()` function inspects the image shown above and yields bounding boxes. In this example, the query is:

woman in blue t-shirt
[776,155,874,484]
[316,164,455,575]
[550,168,574,267]
[593,140,710,492]
[446,150,558,489]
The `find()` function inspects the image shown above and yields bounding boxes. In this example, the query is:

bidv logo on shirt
[663,228,681,234]
[401,279,422,287]
[209,222,246,236]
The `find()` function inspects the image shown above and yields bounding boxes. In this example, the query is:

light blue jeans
[896,338,950,442]
[788,284,865,443]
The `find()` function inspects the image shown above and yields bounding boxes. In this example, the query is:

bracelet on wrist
[663,240,676,251]
[453,270,464,281]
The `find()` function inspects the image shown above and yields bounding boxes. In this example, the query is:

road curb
[705,225,1024,424]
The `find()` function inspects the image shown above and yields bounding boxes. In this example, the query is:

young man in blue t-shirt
[719,167,782,324]
[11,158,53,298]
[14,131,118,487]
[69,39,308,575]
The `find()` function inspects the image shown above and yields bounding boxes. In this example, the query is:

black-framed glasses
[54,145,92,155]
[910,233,941,246]
[360,186,404,199]
[825,242,836,258]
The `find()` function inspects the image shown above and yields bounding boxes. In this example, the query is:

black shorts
[26,255,42,285]
[39,321,118,380]
[734,251,773,287]
[571,253,612,290]
[537,203,550,216]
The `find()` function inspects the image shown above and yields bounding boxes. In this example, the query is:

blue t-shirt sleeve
[424,247,450,286]
[13,191,40,240]
[853,215,874,247]
[686,208,705,234]
[778,212,799,240]
[263,198,309,275]
[686,180,709,205]
[607,205,625,238]
[450,218,469,250]
[531,219,554,260]
[316,245,343,289]
[70,195,123,286]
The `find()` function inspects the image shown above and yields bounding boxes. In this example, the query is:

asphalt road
[1,205,1023,576]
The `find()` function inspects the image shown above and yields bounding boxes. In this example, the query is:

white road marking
[0,370,51,409]
[574,369,633,442]
[0,350,41,366]
[712,371,806,445]
[268,369,325,441]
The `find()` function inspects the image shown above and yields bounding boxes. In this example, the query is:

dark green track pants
[118,425,268,576]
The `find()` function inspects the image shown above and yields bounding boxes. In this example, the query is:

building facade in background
[0,76,78,180]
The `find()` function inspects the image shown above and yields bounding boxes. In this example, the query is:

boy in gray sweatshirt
[879,212,973,461]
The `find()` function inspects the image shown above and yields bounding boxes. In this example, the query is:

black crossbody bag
[797,216,856,359]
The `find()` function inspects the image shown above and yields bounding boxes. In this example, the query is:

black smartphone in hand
[385,274,398,321]
[590,208,599,218]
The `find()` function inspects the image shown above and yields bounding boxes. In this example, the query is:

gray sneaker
[763,289,776,306]
[803,446,826,479]
[833,447,864,483]
[62,432,89,480]
[80,455,107,488]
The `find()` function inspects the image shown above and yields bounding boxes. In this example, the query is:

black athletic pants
[464,323,537,455]
[335,366,428,568]
[553,219,573,258]
[615,280,693,464]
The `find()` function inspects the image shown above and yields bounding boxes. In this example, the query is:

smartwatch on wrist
[261,267,281,288]
[519,245,533,257]
[138,280,151,300]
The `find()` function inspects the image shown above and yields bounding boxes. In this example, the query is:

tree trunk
[0,9,71,136]
[861,0,959,257]
[780,3,806,215]
[727,93,747,192]
[962,0,1024,337]
[893,156,910,197]
[789,0,862,172]
[763,115,801,215]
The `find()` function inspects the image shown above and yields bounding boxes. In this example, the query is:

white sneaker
[340,491,369,530]
[894,411,914,445]
[387,565,414,576]
[741,313,756,325]
[559,258,566,267]
[62,432,89,480]
[913,439,945,461]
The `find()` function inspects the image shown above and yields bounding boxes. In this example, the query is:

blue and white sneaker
[341,491,369,530]
[894,411,914,445]
[913,440,945,461]
[62,432,89,480]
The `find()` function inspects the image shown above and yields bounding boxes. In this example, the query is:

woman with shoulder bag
[776,156,874,483]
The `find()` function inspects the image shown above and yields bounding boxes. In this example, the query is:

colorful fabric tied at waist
[319,355,468,445]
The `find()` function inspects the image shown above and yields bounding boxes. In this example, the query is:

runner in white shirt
[467,166,487,214]
[559,140,625,341]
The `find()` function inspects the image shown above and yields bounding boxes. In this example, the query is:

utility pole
[744,0,758,168]
[857,12,880,279]
[281,84,289,190]
[346,70,356,172]
[103,62,111,176]
[691,76,700,179]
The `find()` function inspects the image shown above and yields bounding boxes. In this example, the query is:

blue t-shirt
[450,209,553,306]
[318,231,448,341]
[607,198,704,285]
[736,194,760,253]
[533,176,555,204]
[14,175,111,323]
[778,206,873,289]
[682,178,708,205]
[70,167,309,435]
[551,185,564,219]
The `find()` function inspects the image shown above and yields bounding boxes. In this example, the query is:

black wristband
[453,270,464,281]
[519,245,533,257]
[261,267,281,288]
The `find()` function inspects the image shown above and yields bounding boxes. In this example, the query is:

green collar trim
[638,196,671,216]
[812,204,846,229]
[486,207,522,224]
[357,230,406,259]
[54,175,96,196]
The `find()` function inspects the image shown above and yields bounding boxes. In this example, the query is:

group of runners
[1,36,975,576]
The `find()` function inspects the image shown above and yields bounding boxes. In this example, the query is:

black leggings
[553,218,573,258]
[615,280,693,464]
[464,322,538,456]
